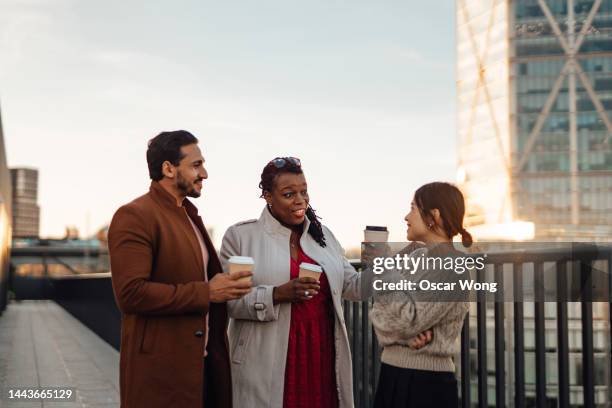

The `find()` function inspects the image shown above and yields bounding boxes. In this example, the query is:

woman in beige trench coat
[220,157,372,408]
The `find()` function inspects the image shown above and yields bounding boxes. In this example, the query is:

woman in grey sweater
[369,182,472,408]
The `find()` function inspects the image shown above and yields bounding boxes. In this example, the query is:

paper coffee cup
[299,262,323,282]
[228,256,254,284]
[364,226,389,242]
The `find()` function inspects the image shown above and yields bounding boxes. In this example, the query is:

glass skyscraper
[10,168,39,239]
[458,0,612,240]
[457,1,611,406]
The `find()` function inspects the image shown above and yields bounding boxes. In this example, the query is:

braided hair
[259,158,327,247]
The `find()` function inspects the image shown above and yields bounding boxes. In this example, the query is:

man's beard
[177,171,201,198]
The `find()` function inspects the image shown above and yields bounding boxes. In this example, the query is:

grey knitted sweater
[369,243,469,372]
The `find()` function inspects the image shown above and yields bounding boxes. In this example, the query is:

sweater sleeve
[370,248,466,343]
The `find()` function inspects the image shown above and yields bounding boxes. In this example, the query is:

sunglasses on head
[269,157,301,168]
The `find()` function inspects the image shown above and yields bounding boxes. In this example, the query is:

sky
[0,0,457,250]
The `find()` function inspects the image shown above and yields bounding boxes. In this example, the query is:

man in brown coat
[108,130,251,407]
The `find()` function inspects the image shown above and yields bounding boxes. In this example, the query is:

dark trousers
[202,358,215,408]
[374,363,459,408]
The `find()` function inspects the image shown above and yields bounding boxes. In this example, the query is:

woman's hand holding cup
[362,225,390,267]
[273,277,320,304]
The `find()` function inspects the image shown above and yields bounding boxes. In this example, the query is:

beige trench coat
[220,207,371,408]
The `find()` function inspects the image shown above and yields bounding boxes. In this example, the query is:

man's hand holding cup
[209,256,254,303]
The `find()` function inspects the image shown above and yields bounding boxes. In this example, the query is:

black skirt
[373,363,459,408]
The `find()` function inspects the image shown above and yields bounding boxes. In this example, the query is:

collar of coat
[149,180,200,219]
[260,205,312,238]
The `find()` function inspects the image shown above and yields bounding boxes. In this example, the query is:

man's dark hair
[146,130,199,181]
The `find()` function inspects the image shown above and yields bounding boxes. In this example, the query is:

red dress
[283,246,339,408]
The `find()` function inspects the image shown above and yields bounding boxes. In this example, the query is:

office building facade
[457,1,611,405]
[457,0,612,240]
[10,168,39,238]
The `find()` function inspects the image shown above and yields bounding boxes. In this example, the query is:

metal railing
[346,244,612,408]
[6,245,612,407]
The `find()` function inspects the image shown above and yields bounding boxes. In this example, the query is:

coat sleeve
[220,226,280,322]
[324,226,373,302]
[108,205,209,316]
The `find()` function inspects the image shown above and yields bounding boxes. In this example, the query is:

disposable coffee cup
[228,256,254,284]
[299,262,323,282]
[364,226,389,243]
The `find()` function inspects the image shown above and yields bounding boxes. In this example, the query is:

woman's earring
[267,203,272,210]
[428,223,434,230]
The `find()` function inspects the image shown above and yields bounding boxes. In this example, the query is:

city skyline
[0,1,457,249]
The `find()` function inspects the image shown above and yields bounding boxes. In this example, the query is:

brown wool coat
[108,181,231,408]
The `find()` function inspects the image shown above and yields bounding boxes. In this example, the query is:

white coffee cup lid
[299,262,322,273]
[228,256,255,265]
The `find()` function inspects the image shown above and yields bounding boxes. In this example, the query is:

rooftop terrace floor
[0,300,120,407]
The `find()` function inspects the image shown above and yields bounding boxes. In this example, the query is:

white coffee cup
[299,262,323,282]
[364,226,389,242]
[228,256,254,284]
